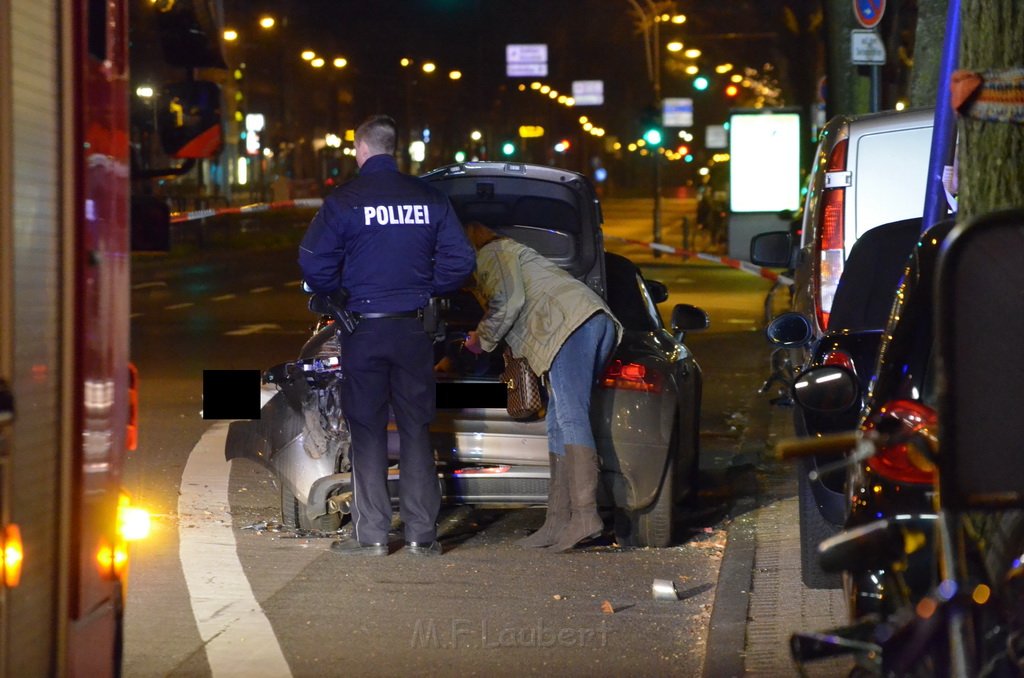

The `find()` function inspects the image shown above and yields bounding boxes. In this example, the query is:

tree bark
[909,0,949,107]
[823,0,872,117]
[957,1,1024,218]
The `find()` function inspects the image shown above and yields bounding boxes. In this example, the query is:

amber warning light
[3,524,24,587]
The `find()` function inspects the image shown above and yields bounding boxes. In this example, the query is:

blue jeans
[545,312,618,455]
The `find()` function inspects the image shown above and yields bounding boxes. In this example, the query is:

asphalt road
[121,198,836,677]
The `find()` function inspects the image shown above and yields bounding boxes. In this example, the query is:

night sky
[218,0,783,144]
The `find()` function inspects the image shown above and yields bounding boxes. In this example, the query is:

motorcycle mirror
[766,312,812,347]
[792,365,859,413]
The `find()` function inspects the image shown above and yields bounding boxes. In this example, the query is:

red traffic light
[677,144,690,155]
[725,84,739,97]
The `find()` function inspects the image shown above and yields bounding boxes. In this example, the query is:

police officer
[299,114,475,556]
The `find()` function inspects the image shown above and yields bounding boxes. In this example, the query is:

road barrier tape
[607,235,794,286]
[170,198,324,224]
[167,202,793,286]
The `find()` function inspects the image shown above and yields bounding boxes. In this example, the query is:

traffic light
[640,104,662,146]
[725,84,739,97]
[643,127,663,146]
[693,76,710,91]
[501,141,516,157]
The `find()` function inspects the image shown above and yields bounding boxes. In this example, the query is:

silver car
[226,162,709,547]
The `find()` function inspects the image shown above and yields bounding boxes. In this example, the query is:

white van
[792,107,935,335]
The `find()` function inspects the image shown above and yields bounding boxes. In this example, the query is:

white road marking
[130,313,145,319]
[132,281,167,290]
[211,294,237,302]
[250,286,273,294]
[179,423,292,677]
[165,302,195,310]
[224,323,283,336]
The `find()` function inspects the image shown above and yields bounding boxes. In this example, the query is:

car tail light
[601,360,661,392]
[823,350,856,375]
[815,139,849,331]
[864,399,938,485]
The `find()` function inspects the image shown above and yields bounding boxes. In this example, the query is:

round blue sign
[853,0,885,28]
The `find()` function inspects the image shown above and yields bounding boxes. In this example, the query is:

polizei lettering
[363,204,430,226]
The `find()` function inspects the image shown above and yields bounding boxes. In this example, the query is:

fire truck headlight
[118,493,151,541]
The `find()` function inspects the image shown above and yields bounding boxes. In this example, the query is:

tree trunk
[823,0,873,117]
[909,0,949,108]
[957,1,1024,218]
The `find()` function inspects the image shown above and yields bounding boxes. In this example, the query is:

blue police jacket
[298,154,476,313]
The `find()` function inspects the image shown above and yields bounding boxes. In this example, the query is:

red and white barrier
[607,236,794,286]
[168,201,792,286]
[170,198,324,224]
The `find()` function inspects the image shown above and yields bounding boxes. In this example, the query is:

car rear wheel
[281,483,341,533]
[630,456,674,548]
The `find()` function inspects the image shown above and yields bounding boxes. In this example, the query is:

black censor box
[202,370,262,420]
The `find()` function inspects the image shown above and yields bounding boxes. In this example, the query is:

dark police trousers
[340,316,439,545]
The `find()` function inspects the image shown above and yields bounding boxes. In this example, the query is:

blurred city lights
[409,140,426,163]
[258,16,275,29]
[333,57,347,68]
[311,57,325,68]
[301,50,315,61]
[449,70,462,80]
[422,62,436,73]
[223,28,238,41]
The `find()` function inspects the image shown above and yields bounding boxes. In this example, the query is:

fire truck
[0,0,223,674]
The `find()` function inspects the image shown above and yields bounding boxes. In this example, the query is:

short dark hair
[355,114,398,155]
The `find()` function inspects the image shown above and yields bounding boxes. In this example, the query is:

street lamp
[626,0,684,251]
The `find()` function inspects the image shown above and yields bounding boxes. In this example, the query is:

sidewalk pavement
[704,390,851,677]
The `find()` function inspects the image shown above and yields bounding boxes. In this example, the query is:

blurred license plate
[436,382,506,409]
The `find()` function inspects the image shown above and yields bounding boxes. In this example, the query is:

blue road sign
[853,0,886,28]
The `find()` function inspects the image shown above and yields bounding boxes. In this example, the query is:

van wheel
[630,457,674,548]
[281,483,341,533]
[797,460,842,589]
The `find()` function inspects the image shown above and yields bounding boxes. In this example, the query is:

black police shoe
[405,540,443,557]
[329,538,388,556]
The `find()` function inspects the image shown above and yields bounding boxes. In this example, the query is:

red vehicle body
[0,1,136,674]
[0,0,224,673]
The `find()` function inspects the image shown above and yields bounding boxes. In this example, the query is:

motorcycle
[779,209,1024,677]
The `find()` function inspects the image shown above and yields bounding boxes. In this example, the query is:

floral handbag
[501,346,546,420]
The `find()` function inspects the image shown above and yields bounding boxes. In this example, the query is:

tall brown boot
[517,452,569,548]
[545,444,603,553]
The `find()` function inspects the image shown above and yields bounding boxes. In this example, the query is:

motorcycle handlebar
[773,431,864,460]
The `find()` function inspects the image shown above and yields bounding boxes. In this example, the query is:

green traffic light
[643,128,663,146]
[693,76,710,91]
[501,141,516,156]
